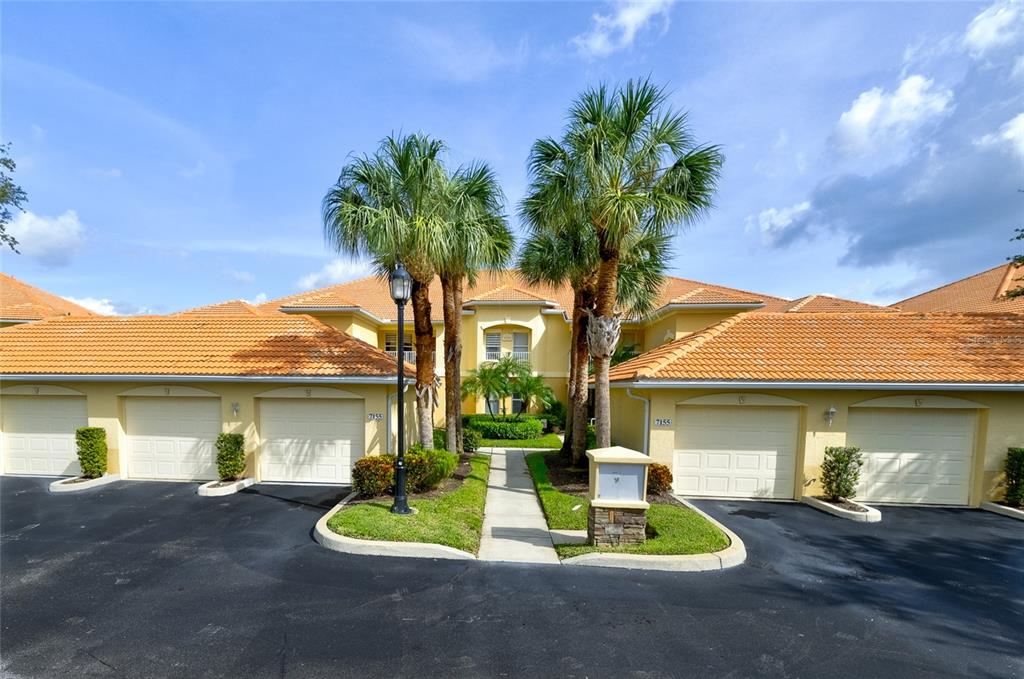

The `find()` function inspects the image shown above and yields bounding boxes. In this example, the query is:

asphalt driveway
[2,476,1021,679]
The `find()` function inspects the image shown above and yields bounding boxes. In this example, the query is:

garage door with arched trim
[847,409,975,505]
[259,398,364,484]
[126,396,221,481]
[673,406,799,499]
[2,396,87,476]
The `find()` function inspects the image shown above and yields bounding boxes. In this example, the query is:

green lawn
[525,452,589,530]
[554,503,730,558]
[480,433,562,449]
[327,454,490,554]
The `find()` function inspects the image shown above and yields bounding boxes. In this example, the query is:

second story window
[485,332,501,361]
[385,333,414,363]
[512,332,529,361]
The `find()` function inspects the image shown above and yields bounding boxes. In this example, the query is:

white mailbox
[587,446,653,509]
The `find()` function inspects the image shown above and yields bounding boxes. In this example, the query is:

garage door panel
[126,397,220,481]
[2,396,87,476]
[259,399,363,484]
[848,409,973,505]
[673,406,799,499]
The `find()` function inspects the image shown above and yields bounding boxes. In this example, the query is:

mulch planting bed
[814,496,869,512]
[348,453,475,504]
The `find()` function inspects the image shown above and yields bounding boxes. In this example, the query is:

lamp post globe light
[389,263,413,515]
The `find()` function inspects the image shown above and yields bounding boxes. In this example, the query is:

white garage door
[674,406,799,499]
[847,409,975,505]
[126,397,220,481]
[2,396,87,476]
[259,398,363,484]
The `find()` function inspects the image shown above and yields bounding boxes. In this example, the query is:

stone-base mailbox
[586,447,653,547]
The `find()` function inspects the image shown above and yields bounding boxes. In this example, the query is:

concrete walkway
[479,448,560,564]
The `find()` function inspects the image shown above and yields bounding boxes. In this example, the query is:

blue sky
[3,1,1023,314]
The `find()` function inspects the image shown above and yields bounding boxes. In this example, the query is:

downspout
[386,385,411,455]
[625,388,650,456]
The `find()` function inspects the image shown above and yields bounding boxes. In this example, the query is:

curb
[560,498,746,572]
[980,501,1024,521]
[313,492,477,561]
[197,478,255,497]
[801,495,881,523]
[49,474,120,493]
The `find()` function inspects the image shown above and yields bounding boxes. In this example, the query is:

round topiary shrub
[353,456,394,497]
[647,463,673,494]
[821,445,863,501]
[75,427,108,479]
[215,433,246,481]
[462,429,481,453]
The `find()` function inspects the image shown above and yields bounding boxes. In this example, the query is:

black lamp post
[389,262,413,515]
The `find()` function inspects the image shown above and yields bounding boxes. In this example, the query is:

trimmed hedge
[352,446,459,497]
[821,446,863,501]
[1005,447,1024,507]
[467,417,544,440]
[215,433,246,481]
[75,427,108,479]
[647,463,673,494]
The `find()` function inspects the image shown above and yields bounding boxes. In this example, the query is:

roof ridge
[787,294,816,312]
[895,263,1012,306]
[995,263,1023,298]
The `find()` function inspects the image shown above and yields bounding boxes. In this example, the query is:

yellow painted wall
[303,312,379,346]
[640,310,737,351]
[613,387,1024,506]
[0,381,406,481]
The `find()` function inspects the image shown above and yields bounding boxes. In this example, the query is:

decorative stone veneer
[588,505,647,546]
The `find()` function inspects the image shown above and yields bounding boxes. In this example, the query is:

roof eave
[0,374,409,384]
[610,380,1024,391]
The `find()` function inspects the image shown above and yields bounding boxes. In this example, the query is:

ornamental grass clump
[215,433,246,481]
[821,446,863,501]
[1004,447,1024,507]
[75,427,108,479]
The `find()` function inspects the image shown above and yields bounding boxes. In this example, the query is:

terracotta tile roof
[896,263,1024,313]
[0,315,413,378]
[608,312,1024,384]
[0,273,99,321]
[783,294,897,313]
[262,269,787,322]
[173,300,278,317]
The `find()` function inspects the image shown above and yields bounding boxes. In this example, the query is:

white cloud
[397,21,528,82]
[1012,54,1024,78]
[297,259,374,290]
[963,1,1023,58]
[976,112,1024,160]
[243,292,268,305]
[226,268,255,284]
[62,296,152,316]
[572,0,675,58]
[747,201,811,246]
[179,160,206,179]
[8,210,86,267]
[834,75,953,158]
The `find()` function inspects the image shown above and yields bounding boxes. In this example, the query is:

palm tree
[510,372,555,421]
[523,79,724,447]
[519,223,669,463]
[461,358,515,419]
[435,163,513,453]
[322,133,450,449]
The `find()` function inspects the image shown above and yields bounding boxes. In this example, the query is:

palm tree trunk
[411,278,436,449]
[591,250,621,449]
[569,286,594,465]
[560,294,579,459]
[453,283,464,455]
[440,275,463,454]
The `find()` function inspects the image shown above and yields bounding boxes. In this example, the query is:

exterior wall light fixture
[824,405,837,427]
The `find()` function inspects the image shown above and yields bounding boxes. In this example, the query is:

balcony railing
[484,350,530,363]
[386,350,417,364]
